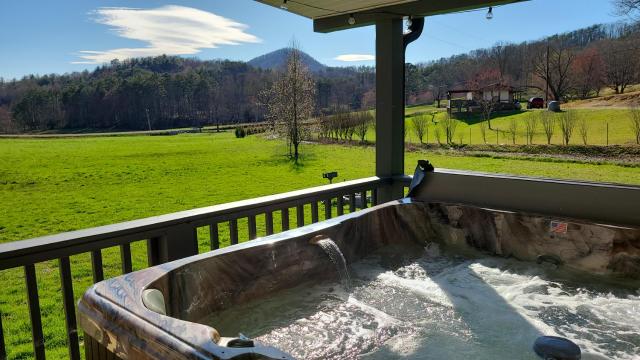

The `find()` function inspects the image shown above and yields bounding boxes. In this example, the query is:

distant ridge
[248,48,327,73]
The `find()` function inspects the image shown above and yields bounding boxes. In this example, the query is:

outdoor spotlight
[348,14,356,25]
[406,16,413,27]
[486,6,493,20]
[280,0,288,10]
[323,171,338,184]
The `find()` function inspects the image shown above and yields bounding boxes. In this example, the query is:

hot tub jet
[310,235,351,290]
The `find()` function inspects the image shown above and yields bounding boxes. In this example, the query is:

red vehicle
[527,97,544,109]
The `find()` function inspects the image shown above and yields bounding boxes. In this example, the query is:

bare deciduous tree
[479,120,488,144]
[578,117,589,145]
[559,110,577,145]
[412,114,429,144]
[524,111,538,144]
[630,106,640,144]
[571,47,606,99]
[508,118,518,144]
[540,111,556,144]
[601,39,639,94]
[355,111,373,143]
[532,41,576,101]
[479,99,495,130]
[439,113,458,145]
[263,41,316,162]
[612,0,640,17]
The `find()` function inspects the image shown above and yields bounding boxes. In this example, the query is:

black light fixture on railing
[323,171,338,184]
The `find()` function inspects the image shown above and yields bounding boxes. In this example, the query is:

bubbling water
[204,245,640,360]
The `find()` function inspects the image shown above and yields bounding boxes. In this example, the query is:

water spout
[310,235,351,290]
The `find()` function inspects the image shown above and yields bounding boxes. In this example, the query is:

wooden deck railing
[0,176,411,360]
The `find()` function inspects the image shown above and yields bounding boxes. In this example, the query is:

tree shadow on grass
[263,150,318,174]
[453,110,525,125]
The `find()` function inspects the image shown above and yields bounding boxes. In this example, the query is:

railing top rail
[0,176,388,268]
[398,168,640,190]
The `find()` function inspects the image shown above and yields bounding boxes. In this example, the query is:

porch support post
[148,224,198,265]
[375,18,405,202]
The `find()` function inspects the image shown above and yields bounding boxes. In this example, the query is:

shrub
[234,126,246,138]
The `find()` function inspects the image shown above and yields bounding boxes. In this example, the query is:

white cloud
[334,54,375,62]
[74,5,260,64]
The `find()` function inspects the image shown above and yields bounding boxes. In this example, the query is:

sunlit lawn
[1,131,639,359]
[403,108,638,146]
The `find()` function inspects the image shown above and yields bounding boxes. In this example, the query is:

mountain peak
[248,48,326,73]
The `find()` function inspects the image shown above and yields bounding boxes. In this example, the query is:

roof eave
[312,0,527,33]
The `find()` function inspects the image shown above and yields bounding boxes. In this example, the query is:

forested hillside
[0,54,374,132]
[1,20,639,133]
[405,21,640,105]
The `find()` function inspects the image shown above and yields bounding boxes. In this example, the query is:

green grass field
[1,131,640,359]
[401,108,639,146]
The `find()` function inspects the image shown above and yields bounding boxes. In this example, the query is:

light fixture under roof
[348,14,356,25]
[280,0,288,10]
[486,6,493,20]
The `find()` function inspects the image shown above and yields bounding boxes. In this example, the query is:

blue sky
[0,0,624,79]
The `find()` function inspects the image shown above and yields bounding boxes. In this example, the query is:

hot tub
[78,172,640,359]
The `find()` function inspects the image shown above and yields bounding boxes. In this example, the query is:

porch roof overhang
[256,0,528,33]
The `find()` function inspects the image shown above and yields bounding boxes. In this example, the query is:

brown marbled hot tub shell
[78,200,640,359]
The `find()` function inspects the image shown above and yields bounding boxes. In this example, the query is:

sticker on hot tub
[550,221,568,234]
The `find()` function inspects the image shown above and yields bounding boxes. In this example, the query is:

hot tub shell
[79,187,640,359]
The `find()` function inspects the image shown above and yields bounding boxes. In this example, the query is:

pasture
[399,106,639,146]
[1,131,639,359]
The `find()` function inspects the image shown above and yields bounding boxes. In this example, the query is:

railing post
[24,264,45,360]
[324,199,332,219]
[281,209,290,231]
[90,250,104,283]
[311,202,319,223]
[248,216,257,240]
[0,310,6,360]
[147,224,198,265]
[120,244,133,274]
[229,219,239,245]
[209,223,220,250]
[296,205,305,227]
[376,17,405,203]
[265,212,274,235]
[147,237,161,267]
[59,257,80,360]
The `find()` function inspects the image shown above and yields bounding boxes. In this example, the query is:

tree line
[405,20,640,105]
[1,18,640,133]
[0,55,374,133]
